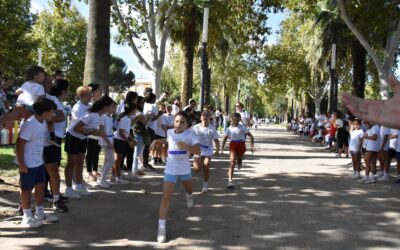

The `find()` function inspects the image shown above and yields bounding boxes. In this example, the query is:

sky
[30,0,286,80]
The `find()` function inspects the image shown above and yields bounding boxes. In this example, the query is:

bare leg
[20,190,32,209]
[229,151,237,181]
[203,157,211,182]
[74,153,85,184]
[65,153,76,187]
[370,152,378,175]
[46,163,60,196]
[181,179,193,194]
[193,157,202,173]
[159,182,175,219]
[364,152,372,176]
[34,183,45,207]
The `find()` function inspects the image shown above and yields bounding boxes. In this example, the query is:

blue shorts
[164,173,192,183]
[20,165,46,191]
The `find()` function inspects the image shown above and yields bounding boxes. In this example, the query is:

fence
[0,121,19,146]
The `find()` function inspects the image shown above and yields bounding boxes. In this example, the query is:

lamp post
[200,6,210,111]
[328,43,337,113]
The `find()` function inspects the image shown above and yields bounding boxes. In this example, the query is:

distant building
[130,78,152,96]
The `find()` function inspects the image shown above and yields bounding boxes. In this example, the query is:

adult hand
[342,74,400,129]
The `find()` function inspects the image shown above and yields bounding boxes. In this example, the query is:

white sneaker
[347,172,356,178]
[186,193,194,208]
[350,172,361,179]
[124,171,136,179]
[97,180,110,188]
[368,176,377,183]
[21,217,43,228]
[357,176,370,184]
[227,180,234,188]
[116,177,129,184]
[334,154,341,158]
[35,212,58,223]
[75,185,91,196]
[157,227,167,243]
[64,188,81,199]
[202,183,208,193]
[378,175,389,181]
[375,171,383,178]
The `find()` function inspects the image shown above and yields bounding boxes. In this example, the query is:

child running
[348,119,364,179]
[221,112,254,188]
[192,110,220,193]
[17,97,58,228]
[150,111,201,243]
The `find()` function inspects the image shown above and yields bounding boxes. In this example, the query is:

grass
[0,146,18,178]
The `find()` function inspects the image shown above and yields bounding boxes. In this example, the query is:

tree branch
[112,0,153,72]
[158,0,177,68]
[383,20,400,74]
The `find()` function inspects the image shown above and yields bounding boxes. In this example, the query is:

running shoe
[157,227,167,243]
[186,193,194,208]
[35,212,58,223]
[64,189,81,199]
[21,217,42,228]
[97,180,111,188]
[75,185,91,196]
[53,200,68,213]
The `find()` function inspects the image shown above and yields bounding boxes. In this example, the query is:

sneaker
[375,172,384,179]
[124,171,136,179]
[357,176,370,184]
[378,175,389,182]
[97,180,111,188]
[48,138,61,147]
[53,200,68,213]
[21,217,43,228]
[115,178,130,184]
[157,227,167,243]
[368,176,377,183]
[75,185,91,196]
[227,180,234,189]
[64,189,81,199]
[186,193,194,208]
[202,183,209,193]
[44,192,53,202]
[350,172,361,179]
[35,212,58,223]
[347,172,356,178]
[109,175,116,184]
[334,154,341,158]
[144,164,156,171]
[59,194,69,202]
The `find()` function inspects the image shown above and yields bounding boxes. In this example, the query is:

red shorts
[229,141,246,155]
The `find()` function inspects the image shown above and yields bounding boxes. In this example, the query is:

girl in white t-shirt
[112,104,136,184]
[150,111,201,243]
[348,119,364,179]
[221,112,254,188]
[97,102,117,188]
[192,111,220,193]
[377,125,391,181]
[358,121,380,184]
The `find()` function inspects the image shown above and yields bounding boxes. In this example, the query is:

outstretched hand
[342,74,400,129]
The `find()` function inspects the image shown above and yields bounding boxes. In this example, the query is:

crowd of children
[0,65,256,243]
[287,110,400,185]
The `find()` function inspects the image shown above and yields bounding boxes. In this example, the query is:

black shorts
[388,148,396,159]
[337,130,349,148]
[43,137,62,164]
[64,132,87,154]
[114,138,128,154]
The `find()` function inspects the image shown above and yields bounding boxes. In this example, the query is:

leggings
[86,138,101,172]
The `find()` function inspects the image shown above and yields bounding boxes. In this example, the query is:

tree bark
[83,0,111,94]
[351,39,366,98]
[180,9,196,107]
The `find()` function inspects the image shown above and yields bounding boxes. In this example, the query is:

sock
[159,219,166,229]
[23,208,32,219]
[36,205,44,215]
[203,182,208,188]
[53,194,60,202]
[186,192,193,197]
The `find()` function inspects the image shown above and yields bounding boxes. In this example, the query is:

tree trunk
[351,39,366,98]
[314,99,321,117]
[83,0,111,94]
[180,7,196,107]
[154,67,162,97]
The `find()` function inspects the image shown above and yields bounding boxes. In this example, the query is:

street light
[200,6,210,111]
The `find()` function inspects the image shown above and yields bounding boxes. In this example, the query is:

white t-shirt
[379,126,390,151]
[171,104,179,116]
[165,129,200,175]
[163,114,174,129]
[390,129,399,150]
[365,125,380,152]
[100,114,114,146]
[143,103,158,130]
[226,124,249,142]
[317,114,326,127]
[67,112,101,140]
[192,123,219,156]
[238,110,249,126]
[46,95,66,139]
[16,81,45,106]
[155,115,167,137]
[335,119,344,128]
[114,115,131,141]
[71,101,89,122]
[18,115,47,168]
[349,129,364,152]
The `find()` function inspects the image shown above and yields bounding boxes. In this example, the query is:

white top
[154,115,167,137]
[114,115,131,141]
[71,101,89,122]
[67,112,101,140]
[100,114,114,146]
[143,102,158,130]
[238,110,249,126]
[171,104,179,115]
[16,81,45,106]
[192,123,218,156]
[46,95,66,140]
[226,124,249,142]
[379,126,390,151]
[165,129,200,175]
[349,129,364,152]
[365,124,380,152]
[390,129,399,150]
[162,114,174,129]
[116,100,124,114]
[317,114,326,127]
[335,119,344,128]
[18,115,47,168]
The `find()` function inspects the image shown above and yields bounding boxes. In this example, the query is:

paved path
[1,125,400,249]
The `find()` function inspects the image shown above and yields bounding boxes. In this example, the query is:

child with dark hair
[17,97,58,228]
[150,111,201,243]
[15,65,46,111]
[64,94,113,198]
[348,119,364,179]
[221,112,255,188]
